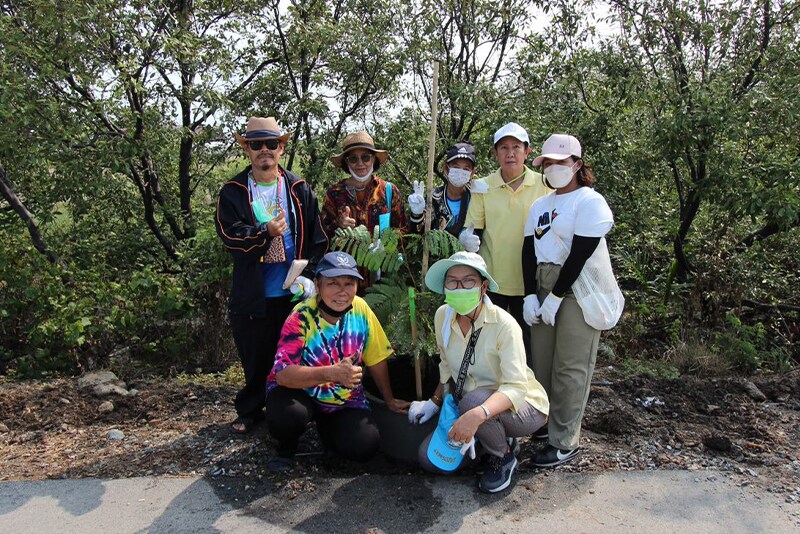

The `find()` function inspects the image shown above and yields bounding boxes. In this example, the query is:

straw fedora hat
[330,131,390,171]
[234,116,291,146]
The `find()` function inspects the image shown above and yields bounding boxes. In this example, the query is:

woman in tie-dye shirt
[265,251,410,472]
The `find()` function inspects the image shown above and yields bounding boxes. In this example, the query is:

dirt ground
[1,365,799,503]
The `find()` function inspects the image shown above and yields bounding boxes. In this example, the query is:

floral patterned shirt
[321,175,408,239]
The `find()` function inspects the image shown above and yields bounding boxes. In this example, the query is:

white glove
[407,180,425,216]
[523,294,541,325]
[539,292,563,326]
[459,223,481,253]
[459,437,476,459]
[290,276,316,299]
[408,399,440,424]
[367,238,385,254]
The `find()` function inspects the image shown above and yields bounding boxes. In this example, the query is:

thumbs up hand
[330,355,362,388]
[458,222,481,253]
[338,206,356,229]
[408,180,426,215]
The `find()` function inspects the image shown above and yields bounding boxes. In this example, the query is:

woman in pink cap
[522,133,616,467]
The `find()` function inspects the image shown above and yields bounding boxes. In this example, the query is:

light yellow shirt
[434,301,549,415]
[466,166,550,296]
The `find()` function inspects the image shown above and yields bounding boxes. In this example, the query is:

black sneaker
[532,426,548,440]
[531,445,579,467]
[475,438,519,475]
[478,449,518,493]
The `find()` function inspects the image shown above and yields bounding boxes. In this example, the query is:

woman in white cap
[322,131,407,240]
[408,251,549,493]
[522,134,615,467]
[461,122,551,362]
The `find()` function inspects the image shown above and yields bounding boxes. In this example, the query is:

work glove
[408,399,440,424]
[290,275,316,300]
[523,294,541,325]
[407,180,426,216]
[458,223,481,253]
[539,292,563,326]
[459,437,477,460]
[367,238,385,254]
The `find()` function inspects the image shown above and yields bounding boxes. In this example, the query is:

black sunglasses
[345,153,374,165]
[248,139,280,151]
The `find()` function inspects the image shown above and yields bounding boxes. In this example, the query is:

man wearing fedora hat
[216,116,328,433]
[321,131,407,262]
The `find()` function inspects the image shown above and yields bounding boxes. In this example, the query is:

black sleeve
[552,235,601,297]
[522,235,537,295]
[298,183,329,278]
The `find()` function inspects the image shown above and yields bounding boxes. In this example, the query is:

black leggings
[266,386,380,462]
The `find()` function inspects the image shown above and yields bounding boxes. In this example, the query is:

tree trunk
[0,164,65,267]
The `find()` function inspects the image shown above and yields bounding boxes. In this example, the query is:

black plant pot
[364,354,439,464]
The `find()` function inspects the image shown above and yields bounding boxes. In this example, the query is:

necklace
[502,170,526,188]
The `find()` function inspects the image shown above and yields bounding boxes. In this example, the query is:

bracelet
[479,404,491,420]
[431,394,443,406]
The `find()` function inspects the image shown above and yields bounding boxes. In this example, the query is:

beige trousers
[531,263,600,450]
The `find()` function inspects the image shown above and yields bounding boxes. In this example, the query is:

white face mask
[544,163,577,188]
[446,167,472,187]
[349,165,374,183]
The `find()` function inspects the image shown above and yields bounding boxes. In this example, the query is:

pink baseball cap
[532,134,582,166]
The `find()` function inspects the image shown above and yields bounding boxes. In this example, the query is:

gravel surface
[1,367,799,503]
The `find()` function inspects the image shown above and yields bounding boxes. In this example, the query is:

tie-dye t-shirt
[266,295,393,412]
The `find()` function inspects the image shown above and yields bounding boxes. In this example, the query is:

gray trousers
[418,388,546,474]
[531,263,600,450]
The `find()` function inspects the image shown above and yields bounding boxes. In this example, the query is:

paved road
[2,470,797,533]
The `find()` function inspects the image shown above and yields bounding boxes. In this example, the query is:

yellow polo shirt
[434,302,549,415]
[466,166,550,296]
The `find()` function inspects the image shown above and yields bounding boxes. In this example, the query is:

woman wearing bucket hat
[409,251,549,493]
[264,251,410,472]
[521,133,616,467]
[321,131,407,245]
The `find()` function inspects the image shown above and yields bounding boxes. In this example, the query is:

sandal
[230,415,259,434]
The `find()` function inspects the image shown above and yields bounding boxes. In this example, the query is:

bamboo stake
[421,61,439,278]
[414,61,439,401]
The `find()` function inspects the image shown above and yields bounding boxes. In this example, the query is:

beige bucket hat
[330,131,390,171]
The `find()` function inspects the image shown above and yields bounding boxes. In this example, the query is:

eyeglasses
[248,139,281,151]
[444,277,481,290]
[346,153,374,165]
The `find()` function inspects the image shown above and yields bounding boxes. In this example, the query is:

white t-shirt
[524,187,614,265]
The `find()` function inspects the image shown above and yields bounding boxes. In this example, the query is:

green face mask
[444,287,482,315]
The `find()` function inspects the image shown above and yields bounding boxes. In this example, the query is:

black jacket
[215,166,328,316]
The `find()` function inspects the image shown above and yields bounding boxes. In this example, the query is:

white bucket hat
[425,251,499,294]
[532,134,582,166]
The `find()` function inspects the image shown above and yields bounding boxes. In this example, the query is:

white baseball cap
[532,134,582,166]
[493,122,529,146]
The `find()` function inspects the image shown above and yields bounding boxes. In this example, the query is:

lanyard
[453,325,482,401]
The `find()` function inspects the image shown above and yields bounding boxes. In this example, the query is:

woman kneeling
[265,252,409,471]
[410,252,549,493]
